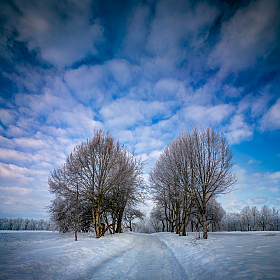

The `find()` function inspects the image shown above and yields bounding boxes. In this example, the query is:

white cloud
[246,158,261,165]
[0,186,32,196]
[0,162,36,184]
[217,192,247,213]
[6,79,103,141]
[113,130,135,144]
[218,166,280,212]
[0,109,16,126]
[266,187,279,194]
[267,171,280,181]
[0,136,14,149]
[100,98,171,130]
[208,0,279,71]
[13,138,46,149]
[0,148,33,164]
[154,78,187,101]
[250,90,272,118]
[49,104,102,137]
[7,0,104,67]
[122,4,150,59]
[64,64,109,104]
[223,85,244,98]
[136,149,164,174]
[183,104,235,124]
[246,194,270,206]
[0,194,51,218]
[106,59,138,88]
[146,0,218,58]
[5,125,29,138]
[149,150,163,160]
[259,98,280,131]
[135,139,164,154]
[226,115,254,144]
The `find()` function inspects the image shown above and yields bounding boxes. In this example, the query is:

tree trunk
[94,198,102,238]
[102,215,113,236]
[175,206,180,234]
[95,209,101,238]
[116,209,124,233]
[110,211,118,234]
[179,203,186,236]
[164,206,169,232]
[75,184,79,241]
[162,220,165,232]
[91,199,97,235]
[202,210,207,239]
[197,215,200,238]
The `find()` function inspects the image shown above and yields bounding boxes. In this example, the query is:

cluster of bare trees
[150,126,237,239]
[48,129,144,239]
[149,197,225,234]
[223,205,279,231]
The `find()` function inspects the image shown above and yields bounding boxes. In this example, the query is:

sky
[0,0,280,219]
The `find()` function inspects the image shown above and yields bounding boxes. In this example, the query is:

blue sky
[0,0,280,219]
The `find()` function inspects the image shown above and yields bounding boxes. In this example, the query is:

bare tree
[240,206,252,231]
[102,151,144,234]
[150,126,236,239]
[187,126,237,239]
[272,207,279,231]
[149,206,166,232]
[124,207,144,231]
[48,129,144,239]
[48,163,81,240]
[251,206,259,231]
[259,205,272,231]
[206,198,226,232]
[150,140,187,233]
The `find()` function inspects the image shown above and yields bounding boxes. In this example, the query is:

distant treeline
[146,204,279,234]
[223,205,279,232]
[0,218,56,231]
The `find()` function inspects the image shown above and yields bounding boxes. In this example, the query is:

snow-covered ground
[0,230,279,279]
[157,231,280,279]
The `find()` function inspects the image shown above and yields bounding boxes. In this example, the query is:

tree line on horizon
[146,204,279,234]
[1,204,278,233]
[0,218,55,231]
[224,205,279,232]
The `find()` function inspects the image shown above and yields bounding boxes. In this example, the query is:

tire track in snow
[85,233,188,280]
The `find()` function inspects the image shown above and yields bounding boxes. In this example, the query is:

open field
[0,231,280,279]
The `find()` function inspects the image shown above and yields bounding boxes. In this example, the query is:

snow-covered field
[157,231,280,279]
[0,230,279,279]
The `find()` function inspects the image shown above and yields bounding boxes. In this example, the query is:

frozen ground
[0,230,279,279]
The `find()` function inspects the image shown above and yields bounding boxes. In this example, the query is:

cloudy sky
[0,0,280,219]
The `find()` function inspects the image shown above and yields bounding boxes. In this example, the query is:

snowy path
[87,234,187,279]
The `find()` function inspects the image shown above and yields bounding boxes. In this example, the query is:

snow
[1,230,280,279]
[157,231,280,279]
